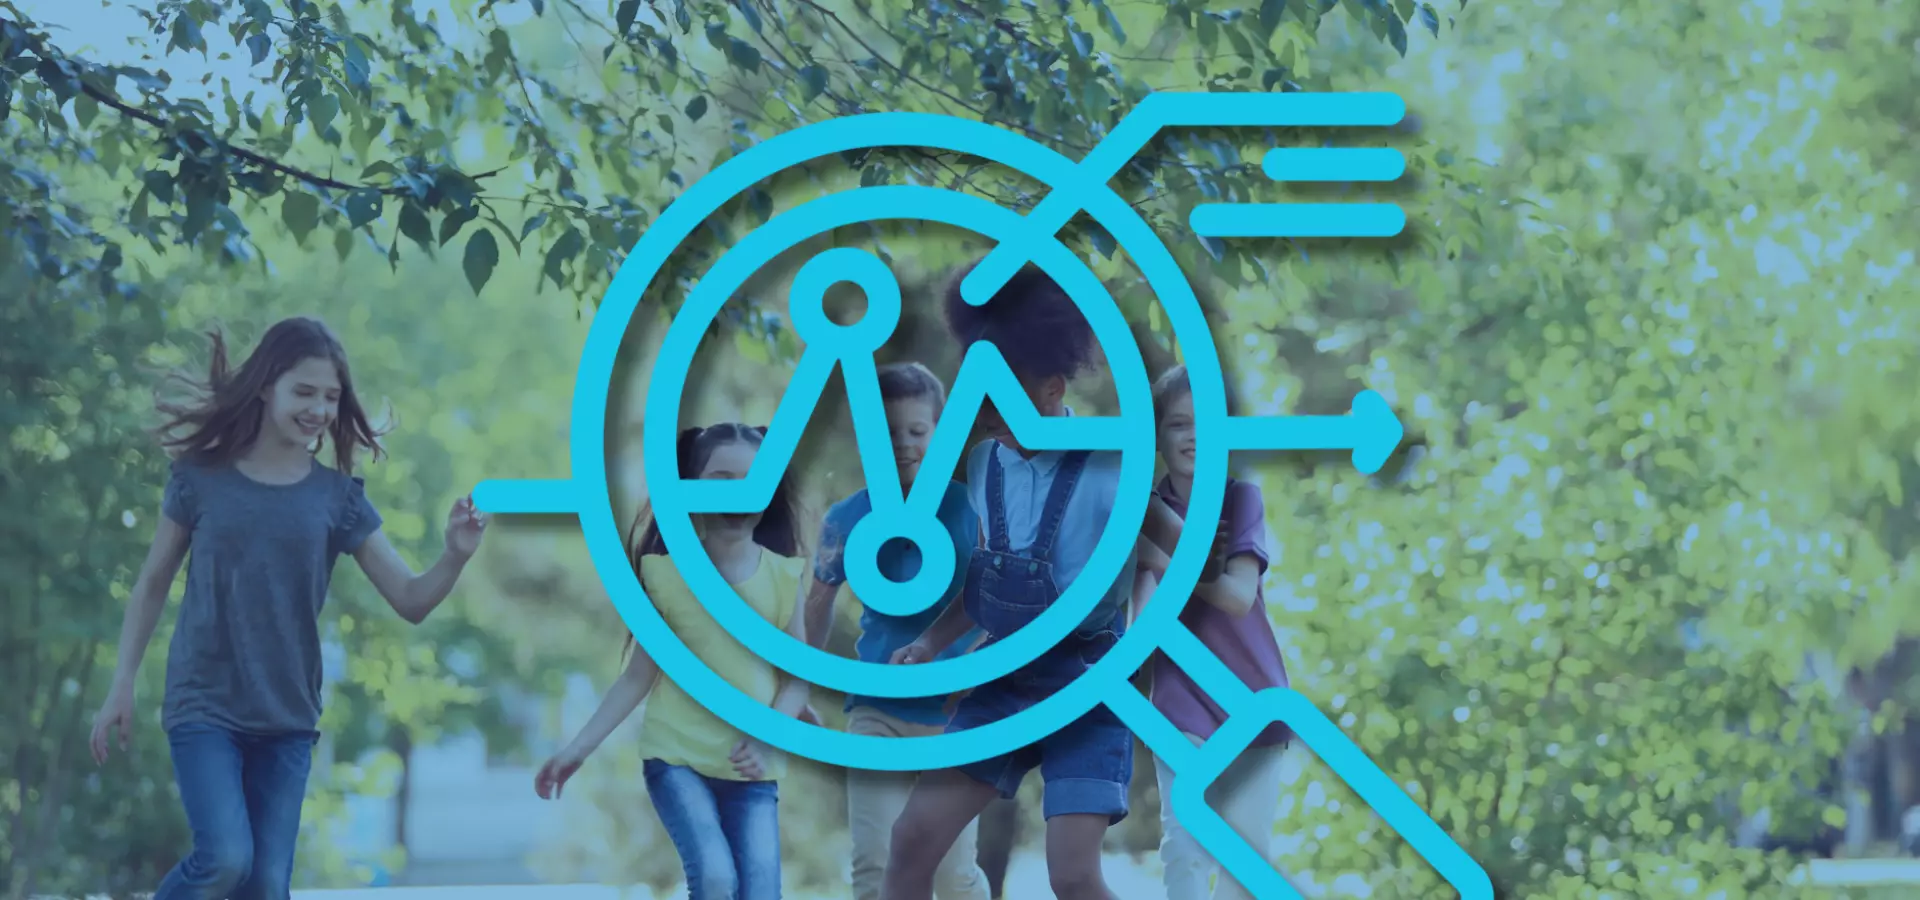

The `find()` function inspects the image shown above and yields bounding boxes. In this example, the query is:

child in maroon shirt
[1136,365,1290,900]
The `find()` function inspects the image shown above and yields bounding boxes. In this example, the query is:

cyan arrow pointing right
[1222,390,1405,474]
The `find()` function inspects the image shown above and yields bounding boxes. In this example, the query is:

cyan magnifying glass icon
[473,94,1491,900]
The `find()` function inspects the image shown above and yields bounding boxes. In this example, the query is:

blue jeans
[644,759,782,899]
[155,723,314,900]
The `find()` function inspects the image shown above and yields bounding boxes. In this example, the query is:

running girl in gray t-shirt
[87,316,489,900]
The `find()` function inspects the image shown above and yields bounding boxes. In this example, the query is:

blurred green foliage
[3,0,1918,899]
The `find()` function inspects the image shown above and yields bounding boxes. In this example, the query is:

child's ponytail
[622,425,704,656]
[625,425,704,572]
[746,425,803,558]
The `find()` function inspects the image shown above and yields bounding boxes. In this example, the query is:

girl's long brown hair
[623,423,805,655]
[154,317,387,475]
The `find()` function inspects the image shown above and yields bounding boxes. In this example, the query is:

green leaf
[1386,14,1408,55]
[543,227,585,287]
[398,202,434,251]
[182,186,215,239]
[245,32,271,65]
[685,95,708,121]
[1095,1,1128,43]
[308,92,340,133]
[727,38,762,72]
[521,212,548,240]
[439,206,479,246]
[342,37,372,93]
[1418,3,1441,35]
[72,94,98,128]
[463,228,500,294]
[616,0,641,35]
[1090,228,1116,259]
[800,65,828,102]
[143,169,175,204]
[1259,0,1289,34]
[1225,23,1256,59]
[344,189,383,228]
[168,14,206,55]
[736,0,763,34]
[281,191,320,243]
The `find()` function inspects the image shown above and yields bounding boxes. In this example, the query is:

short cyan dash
[472,478,585,515]
[1262,147,1406,182]
[1188,203,1406,239]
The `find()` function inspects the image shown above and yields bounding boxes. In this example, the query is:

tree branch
[1,18,504,196]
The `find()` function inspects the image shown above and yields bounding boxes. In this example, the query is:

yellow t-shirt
[633,551,804,781]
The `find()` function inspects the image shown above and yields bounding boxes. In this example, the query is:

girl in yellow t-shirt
[534,423,813,900]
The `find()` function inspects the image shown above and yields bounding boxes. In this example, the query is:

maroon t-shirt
[1150,477,1291,747]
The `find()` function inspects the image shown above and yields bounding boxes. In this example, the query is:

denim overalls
[946,447,1135,822]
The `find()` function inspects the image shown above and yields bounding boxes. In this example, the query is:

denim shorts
[945,642,1134,823]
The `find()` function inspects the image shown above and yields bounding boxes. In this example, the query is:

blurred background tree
[4,0,1918,899]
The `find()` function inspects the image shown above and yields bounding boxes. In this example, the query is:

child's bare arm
[772,573,814,718]
[801,577,841,650]
[1193,555,1261,617]
[565,644,660,761]
[1135,535,1170,580]
[919,595,979,655]
[1141,494,1185,553]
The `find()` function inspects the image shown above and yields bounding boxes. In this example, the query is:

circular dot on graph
[842,510,960,618]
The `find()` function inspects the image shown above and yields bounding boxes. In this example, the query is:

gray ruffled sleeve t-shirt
[160,457,383,736]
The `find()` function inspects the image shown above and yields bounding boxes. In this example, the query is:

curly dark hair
[942,261,1097,381]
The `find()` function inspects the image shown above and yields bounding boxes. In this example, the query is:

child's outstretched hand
[446,494,488,560]
[534,746,586,799]
[730,738,771,780]
[891,638,936,665]
[89,686,135,765]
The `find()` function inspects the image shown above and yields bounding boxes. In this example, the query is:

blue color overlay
[471,94,1489,900]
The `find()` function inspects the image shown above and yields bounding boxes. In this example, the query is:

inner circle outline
[573,112,1233,771]
[648,186,1150,698]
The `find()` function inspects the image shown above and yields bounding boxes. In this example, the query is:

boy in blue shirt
[883,263,1144,900]
[806,362,991,900]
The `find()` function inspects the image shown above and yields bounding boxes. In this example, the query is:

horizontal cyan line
[1140,91,1408,128]
[1262,147,1406,182]
[472,479,581,514]
[1189,203,1406,238]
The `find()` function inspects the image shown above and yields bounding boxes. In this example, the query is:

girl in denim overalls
[882,263,1162,900]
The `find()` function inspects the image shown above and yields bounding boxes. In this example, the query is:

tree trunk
[390,727,414,856]
[1842,716,1875,855]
